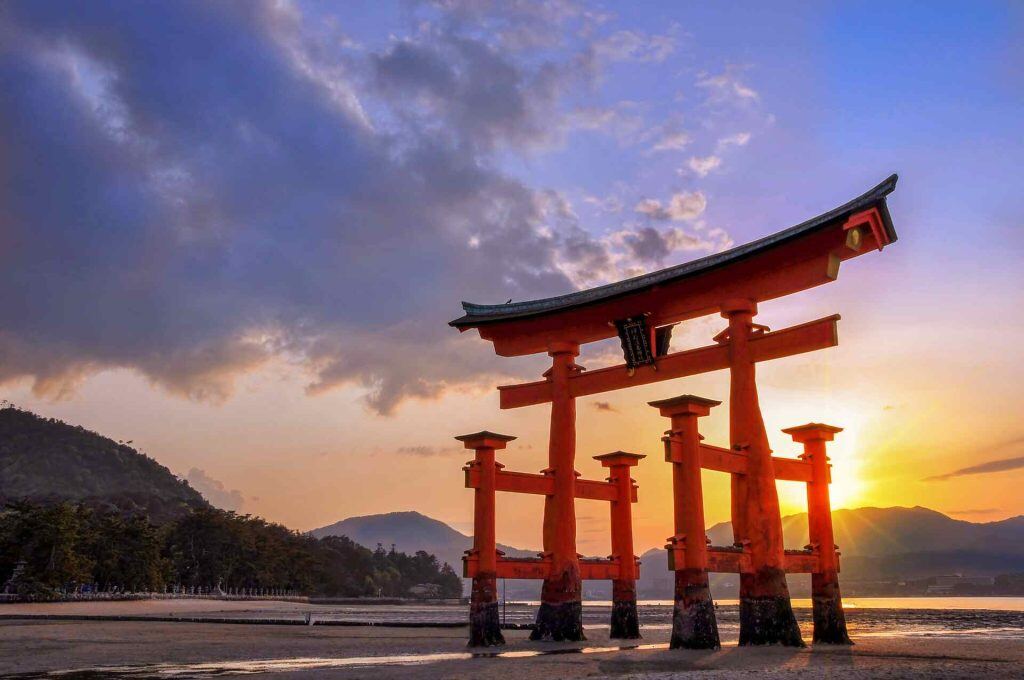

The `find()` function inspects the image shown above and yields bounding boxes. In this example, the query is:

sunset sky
[1,1,1021,556]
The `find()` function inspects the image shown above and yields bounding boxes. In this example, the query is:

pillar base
[812,575,852,645]
[468,574,504,647]
[670,569,720,649]
[530,601,585,642]
[738,571,805,647]
[609,600,640,639]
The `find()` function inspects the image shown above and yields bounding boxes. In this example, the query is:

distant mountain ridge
[309,511,536,571]
[313,506,1024,599]
[0,406,208,522]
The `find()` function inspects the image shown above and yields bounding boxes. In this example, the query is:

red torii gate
[451,175,898,646]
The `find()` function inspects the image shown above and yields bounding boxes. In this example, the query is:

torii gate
[451,175,899,646]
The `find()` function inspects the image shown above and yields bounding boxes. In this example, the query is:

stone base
[670,570,720,649]
[468,600,504,647]
[812,575,852,644]
[739,596,805,646]
[609,599,641,639]
[530,601,585,642]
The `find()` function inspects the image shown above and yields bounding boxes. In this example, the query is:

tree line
[0,502,462,600]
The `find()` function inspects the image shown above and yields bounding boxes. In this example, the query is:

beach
[1,599,1022,678]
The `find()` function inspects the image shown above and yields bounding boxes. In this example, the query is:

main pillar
[533,341,585,641]
[594,451,645,639]
[650,395,722,649]
[457,430,516,647]
[783,423,852,644]
[720,299,804,646]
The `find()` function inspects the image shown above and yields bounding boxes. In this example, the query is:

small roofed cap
[648,394,721,417]
[454,430,517,449]
[593,450,646,467]
[782,423,843,443]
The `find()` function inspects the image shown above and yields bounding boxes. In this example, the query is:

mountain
[637,506,1024,598]
[0,406,208,522]
[313,507,1024,600]
[309,510,536,574]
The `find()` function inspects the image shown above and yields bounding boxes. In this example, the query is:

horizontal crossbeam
[666,545,835,574]
[499,315,840,409]
[463,554,640,580]
[464,467,637,502]
[695,443,816,483]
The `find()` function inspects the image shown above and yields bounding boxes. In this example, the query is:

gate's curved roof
[451,174,898,329]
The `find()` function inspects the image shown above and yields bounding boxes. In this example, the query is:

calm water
[256,597,1024,640]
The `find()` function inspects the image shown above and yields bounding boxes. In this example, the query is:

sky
[1,1,1022,556]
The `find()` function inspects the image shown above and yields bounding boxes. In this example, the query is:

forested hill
[0,406,207,522]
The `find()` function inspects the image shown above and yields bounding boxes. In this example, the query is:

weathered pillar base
[468,574,504,647]
[812,574,852,645]
[531,601,585,641]
[670,569,720,649]
[609,579,640,639]
[738,570,805,647]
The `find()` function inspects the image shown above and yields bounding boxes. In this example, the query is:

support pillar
[533,341,585,641]
[720,299,804,646]
[783,423,852,644]
[595,451,646,639]
[650,395,721,649]
[457,430,516,647]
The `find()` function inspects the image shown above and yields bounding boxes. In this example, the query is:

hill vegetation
[0,407,462,600]
[0,405,206,522]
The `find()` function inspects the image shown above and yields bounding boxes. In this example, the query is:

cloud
[634,191,707,222]
[924,456,1024,481]
[698,68,759,105]
[718,131,752,148]
[185,468,245,512]
[650,131,691,152]
[0,1,617,415]
[593,401,617,412]
[0,2,734,417]
[923,438,1024,482]
[594,28,679,63]
[687,155,722,177]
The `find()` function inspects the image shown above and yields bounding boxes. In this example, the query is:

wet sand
[1,601,1022,678]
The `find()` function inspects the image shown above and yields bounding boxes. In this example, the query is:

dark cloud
[924,455,1024,482]
[923,438,1024,481]
[0,1,726,416]
[593,401,617,412]
[0,0,605,414]
[185,467,245,512]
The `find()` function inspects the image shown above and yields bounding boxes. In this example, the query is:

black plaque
[614,316,654,368]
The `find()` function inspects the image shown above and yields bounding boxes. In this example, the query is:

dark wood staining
[670,569,720,649]
[468,573,504,647]
[609,579,641,639]
[530,601,585,642]
[738,568,805,647]
[812,572,852,644]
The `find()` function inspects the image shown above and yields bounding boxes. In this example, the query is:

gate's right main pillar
[783,423,852,644]
[720,299,804,646]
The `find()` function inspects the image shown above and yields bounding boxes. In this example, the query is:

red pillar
[649,395,721,649]
[595,451,645,639]
[533,341,585,641]
[783,423,852,644]
[720,299,803,646]
[457,430,516,647]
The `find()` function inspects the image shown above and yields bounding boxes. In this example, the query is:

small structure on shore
[451,175,900,647]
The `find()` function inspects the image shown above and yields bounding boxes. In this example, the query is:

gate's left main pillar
[532,341,585,641]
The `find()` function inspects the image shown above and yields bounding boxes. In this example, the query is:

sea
[224,597,1024,640]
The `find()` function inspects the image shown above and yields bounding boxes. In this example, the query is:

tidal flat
[1,599,1022,679]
